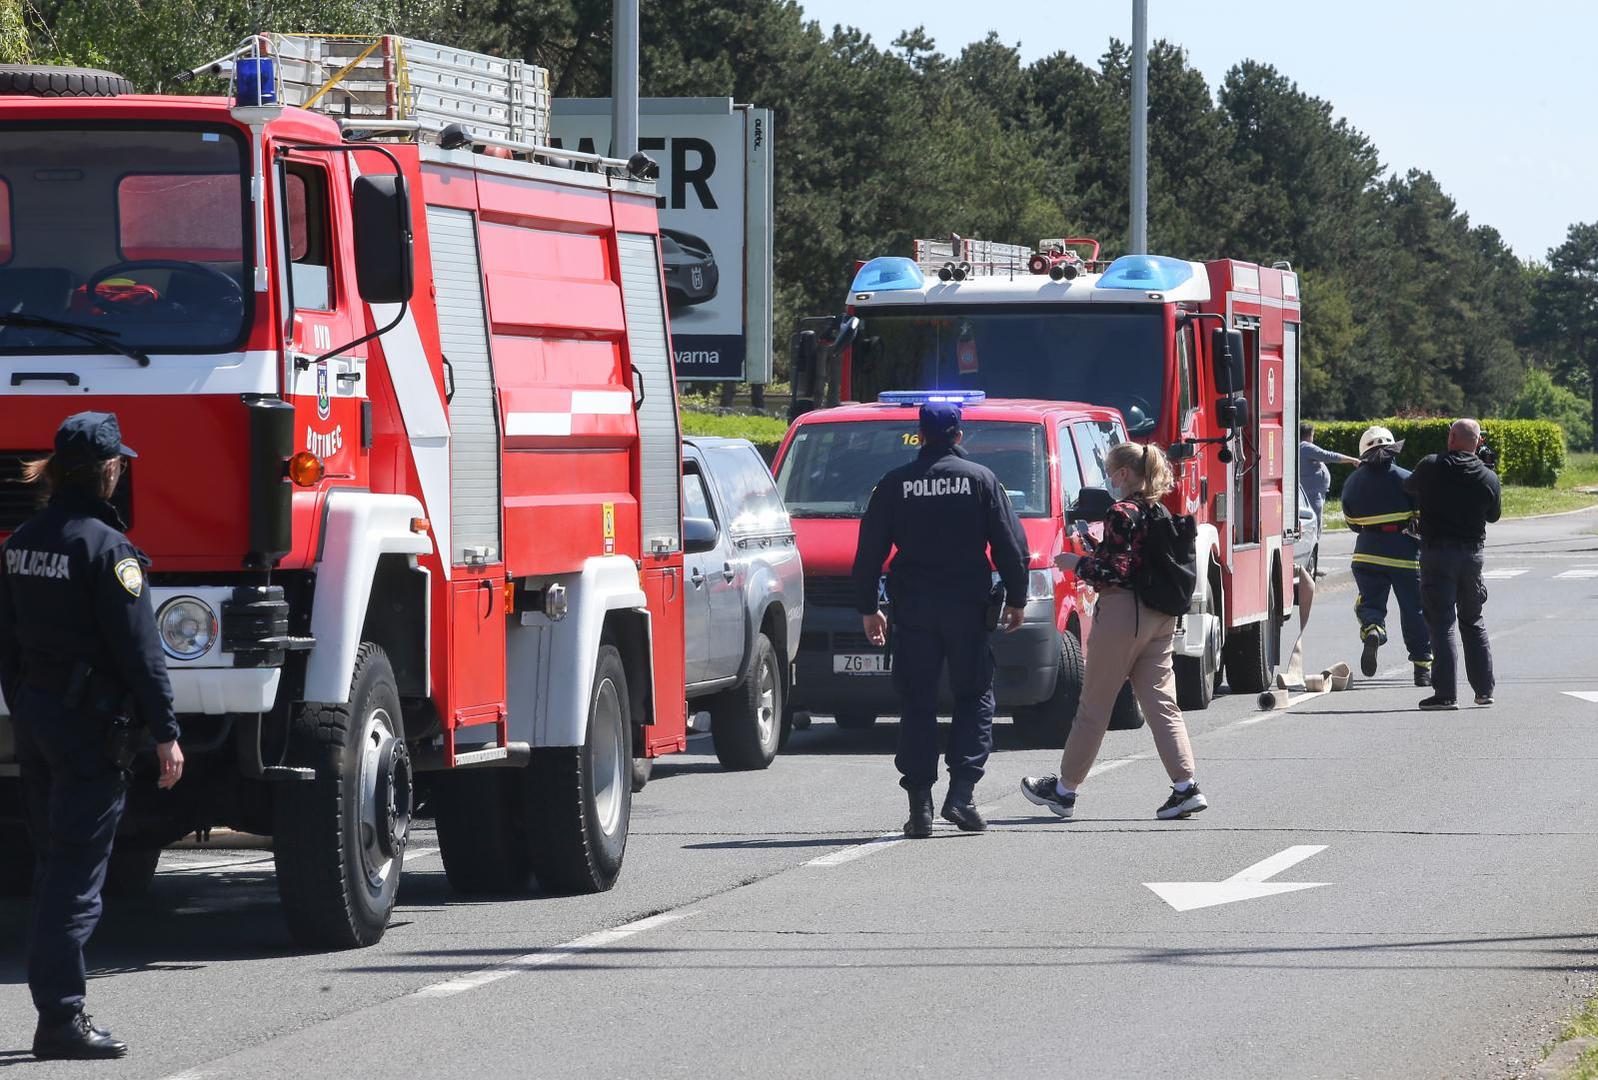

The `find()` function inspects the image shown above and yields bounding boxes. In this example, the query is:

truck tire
[709,633,782,770]
[1175,587,1221,711]
[0,64,132,97]
[1223,589,1282,695]
[1013,630,1084,748]
[103,842,161,898]
[433,769,531,894]
[273,643,412,948]
[834,710,878,730]
[525,644,631,894]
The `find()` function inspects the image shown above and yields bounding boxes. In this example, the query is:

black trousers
[1419,543,1495,701]
[12,685,127,1024]
[1352,563,1432,663]
[890,599,995,794]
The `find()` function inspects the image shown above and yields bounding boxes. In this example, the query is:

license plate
[690,266,704,290]
[834,653,890,675]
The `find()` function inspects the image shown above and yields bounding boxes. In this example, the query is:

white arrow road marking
[1145,844,1330,912]
[1481,568,1529,579]
[1564,691,1598,703]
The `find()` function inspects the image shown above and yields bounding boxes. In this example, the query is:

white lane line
[408,909,697,999]
[1554,567,1598,579]
[1481,568,1529,579]
[1564,691,1598,704]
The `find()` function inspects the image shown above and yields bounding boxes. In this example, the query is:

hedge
[680,409,791,464]
[1305,418,1567,489]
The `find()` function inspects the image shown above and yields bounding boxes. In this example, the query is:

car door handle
[690,568,706,588]
[722,563,736,582]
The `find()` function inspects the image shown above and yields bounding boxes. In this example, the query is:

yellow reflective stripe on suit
[1345,511,1415,526]
[1351,552,1420,570]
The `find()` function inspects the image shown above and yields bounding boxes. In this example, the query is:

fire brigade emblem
[316,360,331,421]
[113,557,143,598]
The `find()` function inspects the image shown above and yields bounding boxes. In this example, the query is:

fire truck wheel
[274,643,409,948]
[432,770,532,894]
[1222,588,1282,695]
[1013,629,1084,748]
[0,64,132,97]
[525,644,631,894]
[1175,589,1221,710]
[103,842,162,898]
[709,633,782,770]
[631,755,653,794]
[833,710,878,731]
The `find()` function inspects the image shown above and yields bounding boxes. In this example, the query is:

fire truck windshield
[0,125,251,357]
[848,306,1165,435]
[776,420,1049,518]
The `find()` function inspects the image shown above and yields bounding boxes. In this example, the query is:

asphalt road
[4,509,1597,1079]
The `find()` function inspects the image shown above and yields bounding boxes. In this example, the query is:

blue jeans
[1419,544,1494,701]
[13,685,128,1024]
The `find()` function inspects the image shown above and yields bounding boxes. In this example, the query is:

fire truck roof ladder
[913,234,1035,279]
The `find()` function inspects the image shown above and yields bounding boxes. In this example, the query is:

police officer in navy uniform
[1341,425,1432,685]
[852,400,1029,838]
[0,412,183,1060]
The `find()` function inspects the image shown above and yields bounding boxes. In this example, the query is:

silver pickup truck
[681,437,804,772]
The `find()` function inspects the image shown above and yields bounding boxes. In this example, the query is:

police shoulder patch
[114,557,143,597]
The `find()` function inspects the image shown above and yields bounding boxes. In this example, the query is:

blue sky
[793,0,1591,261]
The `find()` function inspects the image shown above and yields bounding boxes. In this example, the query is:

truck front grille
[804,576,857,608]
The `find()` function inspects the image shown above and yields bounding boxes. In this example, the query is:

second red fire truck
[0,35,688,947]
[790,237,1304,708]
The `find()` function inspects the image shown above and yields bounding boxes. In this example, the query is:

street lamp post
[612,0,640,159]
[1129,0,1149,255]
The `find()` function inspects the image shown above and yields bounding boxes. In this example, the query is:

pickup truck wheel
[525,644,631,894]
[1013,630,1083,748]
[273,643,409,948]
[103,842,161,898]
[710,633,782,770]
[1175,588,1220,710]
[1223,588,1282,694]
[834,710,878,731]
[433,769,531,894]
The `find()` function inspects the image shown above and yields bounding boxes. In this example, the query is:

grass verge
[1322,485,1598,531]
[1558,451,1598,492]
[1539,997,1598,1078]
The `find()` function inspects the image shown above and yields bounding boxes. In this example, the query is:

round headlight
[157,597,218,661]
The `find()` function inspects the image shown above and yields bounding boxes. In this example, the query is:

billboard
[550,97,773,383]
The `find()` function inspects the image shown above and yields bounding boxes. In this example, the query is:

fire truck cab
[790,237,1304,710]
[772,392,1133,746]
[0,36,687,947]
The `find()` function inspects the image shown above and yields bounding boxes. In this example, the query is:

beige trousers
[1059,589,1196,789]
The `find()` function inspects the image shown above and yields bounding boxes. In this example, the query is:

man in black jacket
[853,401,1030,838]
[1403,419,1502,711]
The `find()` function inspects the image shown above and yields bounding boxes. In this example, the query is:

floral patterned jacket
[1076,498,1151,589]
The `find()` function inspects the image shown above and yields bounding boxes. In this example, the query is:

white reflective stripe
[505,412,573,436]
[0,351,278,397]
[571,389,634,414]
[368,304,451,578]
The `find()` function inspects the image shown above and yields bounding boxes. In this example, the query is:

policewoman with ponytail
[1021,442,1208,821]
[0,412,182,1060]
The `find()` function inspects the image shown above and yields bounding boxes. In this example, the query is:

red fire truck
[790,237,1304,709]
[0,35,687,947]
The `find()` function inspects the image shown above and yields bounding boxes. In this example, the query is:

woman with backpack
[1020,442,1208,821]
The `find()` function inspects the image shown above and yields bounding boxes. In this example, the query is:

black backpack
[1131,501,1198,617]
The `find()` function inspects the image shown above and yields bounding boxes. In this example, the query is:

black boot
[33,1011,128,1060]
[1413,664,1431,688]
[940,790,987,832]
[904,788,934,839]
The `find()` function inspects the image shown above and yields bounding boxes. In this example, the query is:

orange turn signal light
[287,451,325,487]
[409,517,430,534]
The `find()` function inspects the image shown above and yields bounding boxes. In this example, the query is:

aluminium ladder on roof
[268,33,552,145]
[912,237,1034,277]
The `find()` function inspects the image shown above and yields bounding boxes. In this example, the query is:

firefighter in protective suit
[1341,426,1432,685]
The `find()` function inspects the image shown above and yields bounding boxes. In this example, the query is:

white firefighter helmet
[1358,425,1404,458]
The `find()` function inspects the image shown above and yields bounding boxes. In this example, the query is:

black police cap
[919,401,962,438]
[54,411,138,463]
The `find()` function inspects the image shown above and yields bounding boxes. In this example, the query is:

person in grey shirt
[1299,422,1359,551]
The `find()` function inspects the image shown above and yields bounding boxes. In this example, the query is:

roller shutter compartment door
[617,232,681,554]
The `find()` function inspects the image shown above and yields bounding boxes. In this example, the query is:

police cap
[919,401,962,440]
[55,411,138,463]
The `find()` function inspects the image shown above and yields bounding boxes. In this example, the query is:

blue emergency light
[235,56,278,107]
[1098,254,1194,292]
[877,390,987,407]
[850,257,926,293]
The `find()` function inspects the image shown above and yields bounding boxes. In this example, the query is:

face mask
[1108,477,1128,502]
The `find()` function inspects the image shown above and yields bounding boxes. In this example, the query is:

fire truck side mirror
[1216,395,1252,431]
[791,330,819,397]
[1209,327,1245,395]
[829,315,861,357]
[353,174,415,305]
[1067,486,1115,525]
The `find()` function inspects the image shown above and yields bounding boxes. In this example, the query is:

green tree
[1506,368,1591,450]
[1533,223,1598,449]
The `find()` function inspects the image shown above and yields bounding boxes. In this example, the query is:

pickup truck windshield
[777,420,1049,518]
[0,125,251,356]
[849,305,1165,435]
